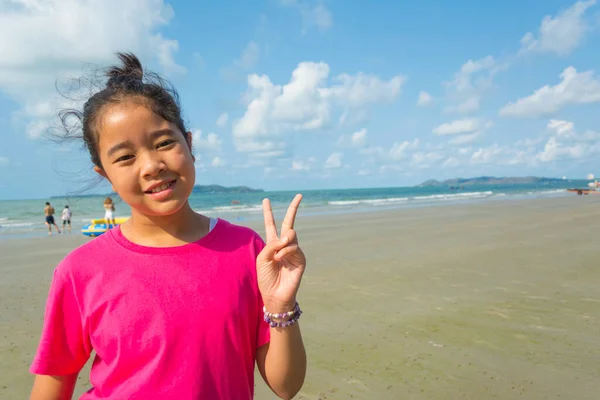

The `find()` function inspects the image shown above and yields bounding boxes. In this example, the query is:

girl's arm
[256,324,306,400]
[30,373,78,400]
[256,195,308,399]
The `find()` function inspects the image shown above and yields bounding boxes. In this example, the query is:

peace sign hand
[256,194,306,314]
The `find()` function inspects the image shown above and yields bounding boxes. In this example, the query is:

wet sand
[1,196,599,399]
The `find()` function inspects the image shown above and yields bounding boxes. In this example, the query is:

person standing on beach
[61,205,72,234]
[103,197,116,228]
[43,202,61,236]
[29,53,307,400]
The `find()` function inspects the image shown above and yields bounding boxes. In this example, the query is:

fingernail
[280,236,288,243]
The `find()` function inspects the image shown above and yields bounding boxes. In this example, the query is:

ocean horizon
[0,180,588,239]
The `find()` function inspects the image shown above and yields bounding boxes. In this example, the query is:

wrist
[263,298,297,315]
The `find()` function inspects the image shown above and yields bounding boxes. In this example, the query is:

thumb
[259,236,289,260]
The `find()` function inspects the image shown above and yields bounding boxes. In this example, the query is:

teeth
[150,182,171,193]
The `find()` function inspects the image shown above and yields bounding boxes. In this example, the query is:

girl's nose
[140,152,166,177]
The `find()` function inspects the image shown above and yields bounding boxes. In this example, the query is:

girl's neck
[121,202,210,247]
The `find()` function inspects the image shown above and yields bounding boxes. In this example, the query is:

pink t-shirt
[30,219,271,399]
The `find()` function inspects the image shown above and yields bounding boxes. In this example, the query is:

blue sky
[1,0,599,200]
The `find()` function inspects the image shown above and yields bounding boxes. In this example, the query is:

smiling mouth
[145,180,176,194]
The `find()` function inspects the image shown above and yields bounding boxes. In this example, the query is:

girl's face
[94,102,196,218]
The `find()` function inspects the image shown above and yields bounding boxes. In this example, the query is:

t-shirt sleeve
[30,265,91,375]
[253,234,271,348]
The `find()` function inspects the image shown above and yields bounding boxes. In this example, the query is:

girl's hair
[104,197,113,204]
[59,52,188,168]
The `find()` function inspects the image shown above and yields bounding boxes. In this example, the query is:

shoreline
[0,189,574,240]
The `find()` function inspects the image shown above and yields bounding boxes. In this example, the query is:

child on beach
[29,53,307,400]
[61,205,72,234]
[103,197,116,228]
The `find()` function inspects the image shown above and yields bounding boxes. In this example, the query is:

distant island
[191,184,263,194]
[417,176,570,187]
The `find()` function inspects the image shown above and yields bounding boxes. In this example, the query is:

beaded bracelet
[263,302,303,328]
[263,302,301,319]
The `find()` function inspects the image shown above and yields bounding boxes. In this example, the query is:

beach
[1,195,599,399]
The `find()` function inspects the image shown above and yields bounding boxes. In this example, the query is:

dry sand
[1,196,599,399]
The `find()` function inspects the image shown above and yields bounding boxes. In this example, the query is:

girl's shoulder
[53,232,116,279]
[215,218,262,240]
[210,219,265,252]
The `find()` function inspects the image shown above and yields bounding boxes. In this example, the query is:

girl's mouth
[145,180,176,198]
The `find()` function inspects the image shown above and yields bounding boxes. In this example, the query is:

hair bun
[106,52,144,87]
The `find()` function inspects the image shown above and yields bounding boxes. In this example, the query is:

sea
[0,181,588,239]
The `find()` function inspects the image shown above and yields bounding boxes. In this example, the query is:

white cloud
[291,160,310,171]
[433,118,600,167]
[389,139,419,161]
[0,156,9,166]
[537,119,600,162]
[350,128,368,148]
[234,139,288,159]
[449,132,482,145]
[325,73,405,107]
[444,56,504,114]
[499,67,600,118]
[192,130,222,153]
[338,109,369,126]
[515,137,544,148]
[417,91,433,107]
[452,97,481,114]
[216,113,229,127]
[232,62,404,155]
[547,119,575,136]
[536,137,585,162]
[442,157,460,168]
[520,0,597,56]
[359,145,385,161]
[325,152,343,169]
[433,118,492,135]
[471,144,505,164]
[279,0,333,32]
[233,62,330,140]
[211,157,225,167]
[411,151,445,168]
[0,0,182,138]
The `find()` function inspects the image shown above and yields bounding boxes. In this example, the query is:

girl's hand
[256,194,306,314]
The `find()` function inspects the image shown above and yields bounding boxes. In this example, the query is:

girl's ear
[93,165,107,179]
[93,166,116,192]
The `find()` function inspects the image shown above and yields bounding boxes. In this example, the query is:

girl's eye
[115,155,134,163]
[157,140,175,148]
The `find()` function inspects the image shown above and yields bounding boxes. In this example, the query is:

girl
[30,53,307,400]
[103,197,116,228]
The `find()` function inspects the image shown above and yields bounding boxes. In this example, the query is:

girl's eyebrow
[106,129,176,157]
[149,128,176,140]
[107,141,132,157]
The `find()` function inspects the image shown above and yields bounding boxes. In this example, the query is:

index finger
[281,193,303,234]
[262,198,279,242]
